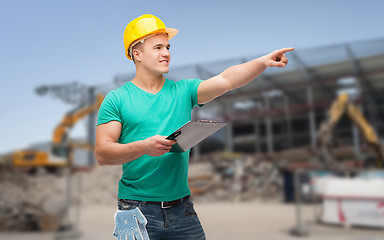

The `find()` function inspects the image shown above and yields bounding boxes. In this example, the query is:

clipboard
[166,120,227,152]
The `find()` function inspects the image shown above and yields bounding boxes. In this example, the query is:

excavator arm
[316,93,383,168]
[316,93,349,165]
[346,104,384,168]
[51,94,104,157]
[0,94,104,172]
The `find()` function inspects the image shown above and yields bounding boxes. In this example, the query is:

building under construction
[112,37,384,158]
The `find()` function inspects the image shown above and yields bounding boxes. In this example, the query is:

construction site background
[2,1,384,240]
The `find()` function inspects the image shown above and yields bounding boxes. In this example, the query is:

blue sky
[1,0,384,154]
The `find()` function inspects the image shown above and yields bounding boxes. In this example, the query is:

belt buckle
[161,201,172,209]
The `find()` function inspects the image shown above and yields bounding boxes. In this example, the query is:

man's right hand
[143,135,177,156]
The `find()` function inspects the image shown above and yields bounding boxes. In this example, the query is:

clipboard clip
[166,130,181,140]
[198,120,216,126]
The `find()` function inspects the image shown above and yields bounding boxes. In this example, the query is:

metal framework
[110,38,384,154]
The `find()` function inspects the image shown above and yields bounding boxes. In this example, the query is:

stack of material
[275,146,315,162]
[188,152,284,202]
[0,167,68,231]
[0,165,122,231]
[188,162,217,199]
[79,165,122,205]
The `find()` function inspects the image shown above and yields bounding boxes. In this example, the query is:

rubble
[79,165,121,205]
[0,167,68,231]
[74,152,287,205]
[1,146,370,232]
[189,152,285,203]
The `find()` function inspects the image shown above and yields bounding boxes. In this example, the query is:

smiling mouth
[160,60,169,64]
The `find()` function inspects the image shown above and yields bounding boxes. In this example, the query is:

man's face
[136,34,171,74]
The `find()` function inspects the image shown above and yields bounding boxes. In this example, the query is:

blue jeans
[117,198,206,240]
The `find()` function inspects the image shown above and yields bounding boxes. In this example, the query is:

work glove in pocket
[113,207,149,240]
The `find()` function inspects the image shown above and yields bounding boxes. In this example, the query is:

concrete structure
[36,38,384,160]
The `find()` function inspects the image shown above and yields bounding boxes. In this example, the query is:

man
[95,14,293,240]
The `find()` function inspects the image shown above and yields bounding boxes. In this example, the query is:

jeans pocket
[183,199,194,208]
[118,199,140,210]
[183,199,198,218]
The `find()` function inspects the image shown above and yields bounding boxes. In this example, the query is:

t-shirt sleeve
[187,78,204,108]
[97,91,121,126]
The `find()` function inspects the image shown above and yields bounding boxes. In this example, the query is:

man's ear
[132,49,142,62]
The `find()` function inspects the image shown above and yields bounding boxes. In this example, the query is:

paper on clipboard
[166,120,227,152]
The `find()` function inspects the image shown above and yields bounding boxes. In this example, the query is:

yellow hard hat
[123,14,179,60]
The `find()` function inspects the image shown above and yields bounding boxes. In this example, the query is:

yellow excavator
[316,92,383,168]
[1,94,104,172]
[0,93,104,233]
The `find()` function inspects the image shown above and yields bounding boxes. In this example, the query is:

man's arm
[197,48,294,104]
[95,121,176,166]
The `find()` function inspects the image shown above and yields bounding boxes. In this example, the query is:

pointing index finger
[278,47,294,54]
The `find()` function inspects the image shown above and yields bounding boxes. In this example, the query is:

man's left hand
[261,48,294,68]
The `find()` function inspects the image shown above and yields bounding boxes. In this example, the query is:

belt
[120,195,190,209]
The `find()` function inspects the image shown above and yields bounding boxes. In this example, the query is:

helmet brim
[165,28,179,40]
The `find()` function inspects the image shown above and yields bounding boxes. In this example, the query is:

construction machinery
[316,92,384,168]
[0,94,104,173]
[0,93,104,234]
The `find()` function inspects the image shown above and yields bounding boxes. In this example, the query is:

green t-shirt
[97,78,203,201]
